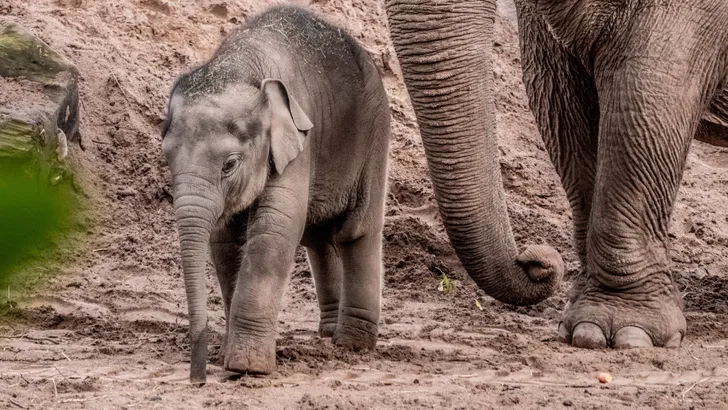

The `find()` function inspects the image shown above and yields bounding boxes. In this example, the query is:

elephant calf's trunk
[385,0,564,305]
[174,198,217,384]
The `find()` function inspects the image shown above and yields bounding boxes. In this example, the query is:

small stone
[597,372,612,384]
[563,399,573,407]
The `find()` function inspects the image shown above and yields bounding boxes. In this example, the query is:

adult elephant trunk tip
[446,207,565,306]
[385,0,564,306]
[517,244,565,283]
[506,244,565,304]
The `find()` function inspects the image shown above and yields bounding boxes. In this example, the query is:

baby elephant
[161,6,390,383]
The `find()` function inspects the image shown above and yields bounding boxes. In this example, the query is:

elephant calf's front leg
[224,203,305,374]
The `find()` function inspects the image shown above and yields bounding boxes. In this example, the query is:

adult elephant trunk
[172,182,220,384]
[385,0,564,305]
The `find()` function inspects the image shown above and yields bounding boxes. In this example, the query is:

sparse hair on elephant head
[161,77,314,223]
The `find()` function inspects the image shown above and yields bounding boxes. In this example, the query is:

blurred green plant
[437,272,455,295]
[0,158,76,287]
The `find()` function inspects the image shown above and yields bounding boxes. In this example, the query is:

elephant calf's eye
[222,156,239,177]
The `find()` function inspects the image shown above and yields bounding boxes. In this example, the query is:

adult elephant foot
[557,277,685,349]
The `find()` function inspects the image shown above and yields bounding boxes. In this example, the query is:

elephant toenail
[664,332,683,349]
[612,326,653,349]
[572,323,607,349]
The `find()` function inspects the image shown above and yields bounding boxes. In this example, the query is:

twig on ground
[108,70,133,106]
[54,365,68,380]
[0,335,61,345]
[124,400,145,408]
[8,399,27,409]
[681,377,711,399]
[52,378,58,397]
[62,351,72,361]
[60,395,108,404]
[682,346,698,360]
[149,345,172,362]
[8,398,27,409]
[19,374,29,385]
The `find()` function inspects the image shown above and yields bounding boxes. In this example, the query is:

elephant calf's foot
[318,322,337,338]
[332,315,378,352]
[558,277,685,349]
[223,338,276,375]
[318,306,339,338]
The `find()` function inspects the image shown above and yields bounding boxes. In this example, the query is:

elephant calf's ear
[262,79,314,175]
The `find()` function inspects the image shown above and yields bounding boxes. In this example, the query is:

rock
[0,19,80,163]
[597,372,613,384]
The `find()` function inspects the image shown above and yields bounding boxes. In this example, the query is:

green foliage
[437,272,455,295]
[0,158,76,286]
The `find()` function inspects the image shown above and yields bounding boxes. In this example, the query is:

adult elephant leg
[305,240,343,337]
[561,6,728,349]
[210,209,248,359]
[516,2,599,274]
[385,0,564,306]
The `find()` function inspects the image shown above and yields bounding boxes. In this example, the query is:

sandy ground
[1,0,727,409]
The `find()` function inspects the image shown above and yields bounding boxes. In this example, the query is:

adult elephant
[384,0,728,349]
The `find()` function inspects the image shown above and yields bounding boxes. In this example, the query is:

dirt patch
[1,0,727,409]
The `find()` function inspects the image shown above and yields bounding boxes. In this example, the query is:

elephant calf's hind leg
[333,232,382,351]
[306,241,343,337]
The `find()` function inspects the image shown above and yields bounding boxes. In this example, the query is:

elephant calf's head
[162,78,313,222]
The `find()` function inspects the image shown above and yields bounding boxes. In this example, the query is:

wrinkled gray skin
[385,0,728,349]
[162,7,390,383]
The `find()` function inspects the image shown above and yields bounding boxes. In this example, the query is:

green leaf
[0,159,74,284]
[438,273,455,295]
